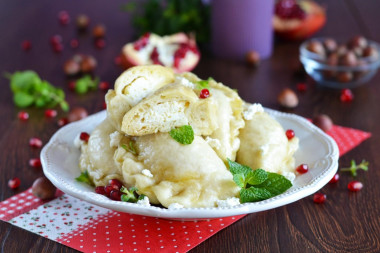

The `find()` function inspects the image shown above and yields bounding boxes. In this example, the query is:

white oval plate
[41,109,339,220]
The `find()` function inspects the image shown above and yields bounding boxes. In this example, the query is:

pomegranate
[120,33,200,73]
[348,181,363,192]
[340,89,354,103]
[29,137,43,148]
[45,109,57,118]
[18,111,29,121]
[285,129,295,140]
[313,193,326,204]
[273,0,326,40]
[199,89,210,99]
[29,158,42,168]
[329,173,339,184]
[21,40,32,51]
[80,132,90,142]
[8,177,21,189]
[296,164,309,174]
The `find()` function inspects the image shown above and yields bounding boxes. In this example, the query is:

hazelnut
[363,46,379,61]
[336,45,348,56]
[67,107,88,122]
[277,88,298,108]
[340,51,357,66]
[245,50,260,66]
[312,114,333,132]
[336,71,353,83]
[306,41,325,57]
[80,55,97,73]
[326,53,339,66]
[32,177,56,200]
[323,38,337,53]
[76,14,90,31]
[93,24,106,38]
[349,35,368,49]
[63,59,80,76]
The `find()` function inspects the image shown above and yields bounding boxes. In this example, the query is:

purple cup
[211,0,275,60]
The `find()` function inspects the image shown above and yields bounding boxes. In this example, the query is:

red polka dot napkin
[0,124,371,253]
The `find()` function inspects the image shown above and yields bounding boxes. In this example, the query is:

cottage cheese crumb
[109,131,123,148]
[74,134,83,148]
[175,76,195,89]
[168,203,184,209]
[205,136,221,150]
[142,169,153,178]
[281,171,296,183]
[216,197,240,208]
[136,196,151,206]
[243,103,264,120]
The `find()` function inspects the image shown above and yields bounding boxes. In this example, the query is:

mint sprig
[74,75,99,94]
[6,70,69,111]
[169,125,194,145]
[227,159,292,203]
[120,186,140,203]
[121,141,137,155]
[195,77,214,90]
[341,160,369,177]
[75,170,94,186]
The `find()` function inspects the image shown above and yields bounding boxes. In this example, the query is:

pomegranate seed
[285,129,295,140]
[21,40,32,51]
[114,56,122,65]
[348,181,363,192]
[340,89,354,103]
[57,117,69,127]
[29,137,43,148]
[313,193,326,204]
[80,132,90,142]
[199,89,210,99]
[150,47,162,65]
[70,39,79,49]
[45,109,57,118]
[68,81,76,91]
[103,102,107,109]
[95,186,106,195]
[104,184,118,195]
[58,11,70,25]
[29,158,42,168]
[109,179,123,190]
[95,38,106,49]
[52,43,64,53]
[18,111,29,121]
[8,177,21,189]
[275,0,306,20]
[133,32,150,51]
[329,173,340,184]
[109,190,122,201]
[296,83,307,92]
[296,164,309,174]
[50,35,62,45]
[99,81,110,91]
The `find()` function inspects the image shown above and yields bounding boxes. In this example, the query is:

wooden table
[1,0,379,252]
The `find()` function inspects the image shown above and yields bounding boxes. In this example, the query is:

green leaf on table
[340,160,369,177]
[8,71,41,92]
[169,125,194,145]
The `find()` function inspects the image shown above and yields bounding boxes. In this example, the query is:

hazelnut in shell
[245,50,260,67]
[63,59,81,76]
[323,38,337,53]
[277,88,299,108]
[67,107,88,122]
[93,24,106,38]
[32,177,57,200]
[307,41,325,57]
[313,114,333,132]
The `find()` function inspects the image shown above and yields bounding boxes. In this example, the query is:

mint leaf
[255,172,292,195]
[8,71,41,92]
[240,187,272,203]
[120,186,138,203]
[169,125,194,145]
[13,92,35,107]
[121,141,137,155]
[227,159,252,177]
[341,160,369,177]
[75,171,94,186]
[233,173,245,188]
[246,169,268,186]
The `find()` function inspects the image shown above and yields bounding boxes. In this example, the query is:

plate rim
[41,109,339,219]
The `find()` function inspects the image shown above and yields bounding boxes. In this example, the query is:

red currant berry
[45,109,57,118]
[21,40,32,51]
[18,111,29,121]
[99,81,110,91]
[109,179,123,190]
[29,158,42,168]
[348,181,363,192]
[199,89,210,99]
[29,137,43,148]
[57,117,69,127]
[340,89,354,103]
[95,186,106,195]
[329,173,339,184]
[8,177,21,189]
[296,83,307,92]
[70,39,79,49]
[109,190,122,201]
[285,129,295,140]
[58,10,70,25]
[80,132,90,142]
[296,164,309,174]
[313,193,326,204]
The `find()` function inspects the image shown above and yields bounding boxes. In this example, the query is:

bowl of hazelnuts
[300,36,380,88]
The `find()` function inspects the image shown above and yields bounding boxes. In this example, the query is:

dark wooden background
[1,0,379,252]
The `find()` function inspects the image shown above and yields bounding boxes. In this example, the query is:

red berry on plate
[8,177,21,189]
[80,132,90,142]
[348,181,363,192]
[285,129,295,140]
[296,164,309,174]
[21,40,32,51]
[340,89,354,103]
[296,82,307,92]
[29,137,43,148]
[313,193,326,204]
[99,81,110,91]
[104,184,118,195]
[57,117,69,127]
[45,109,57,118]
[329,173,339,184]
[29,158,42,168]
[18,111,29,121]
[109,190,122,201]
[70,38,79,49]
[109,179,123,190]
[58,11,70,25]
[95,186,106,195]
[199,89,210,99]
